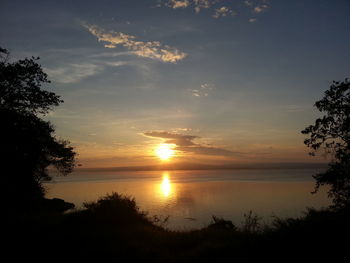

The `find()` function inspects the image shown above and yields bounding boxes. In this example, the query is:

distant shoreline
[72,162,328,173]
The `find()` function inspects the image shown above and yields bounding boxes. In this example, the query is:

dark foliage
[0,48,62,115]
[1,109,75,201]
[207,216,237,230]
[0,47,75,208]
[6,193,350,261]
[82,193,152,226]
[302,79,350,207]
[241,210,262,233]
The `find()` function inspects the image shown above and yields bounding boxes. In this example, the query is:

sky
[1,0,350,168]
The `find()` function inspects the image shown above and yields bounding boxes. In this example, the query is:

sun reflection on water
[158,172,175,199]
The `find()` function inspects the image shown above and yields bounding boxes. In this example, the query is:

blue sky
[1,0,350,167]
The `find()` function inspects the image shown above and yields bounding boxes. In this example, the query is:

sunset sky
[1,0,350,168]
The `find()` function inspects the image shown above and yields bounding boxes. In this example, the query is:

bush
[82,192,152,226]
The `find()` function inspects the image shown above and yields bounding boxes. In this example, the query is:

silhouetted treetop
[302,78,350,207]
[1,47,75,207]
[0,48,62,115]
[302,79,350,161]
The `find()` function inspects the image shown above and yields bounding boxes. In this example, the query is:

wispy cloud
[144,131,198,146]
[144,131,242,157]
[193,0,211,13]
[84,23,187,63]
[166,0,191,8]
[244,0,253,7]
[159,0,269,20]
[253,4,268,13]
[191,83,213,97]
[41,48,133,84]
[172,127,193,132]
[88,51,133,58]
[244,0,269,13]
[44,63,100,84]
[104,61,129,67]
[161,0,213,14]
[212,6,234,18]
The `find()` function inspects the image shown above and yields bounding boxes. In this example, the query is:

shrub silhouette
[242,210,262,233]
[82,193,151,225]
[207,216,237,230]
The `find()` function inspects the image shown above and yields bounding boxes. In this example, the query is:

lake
[45,168,330,230]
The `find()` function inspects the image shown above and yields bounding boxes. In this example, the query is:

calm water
[45,168,330,230]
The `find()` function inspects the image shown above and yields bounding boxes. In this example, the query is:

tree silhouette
[302,79,350,207]
[0,47,75,208]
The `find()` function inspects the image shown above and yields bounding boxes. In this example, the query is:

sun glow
[155,143,175,160]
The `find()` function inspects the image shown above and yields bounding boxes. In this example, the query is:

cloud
[253,4,268,13]
[173,127,193,132]
[159,0,269,19]
[159,0,213,14]
[244,0,253,7]
[167,0,191,8]
[88,51,133,58]
[144,131,242,156]
[44,63,100,84]
[193,0,211,13]
[84,23,187,63]
[191,83,213,97]
[161,0,212,13]
[144,131,198,146]
[104,61,129,67]
[176,145,240,156]
[212,6,234,18]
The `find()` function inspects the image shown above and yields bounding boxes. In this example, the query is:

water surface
[46,169,330,230]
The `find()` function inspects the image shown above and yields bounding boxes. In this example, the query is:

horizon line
[73,162,328,172]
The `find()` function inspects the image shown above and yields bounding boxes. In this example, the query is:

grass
[5,192,350,261]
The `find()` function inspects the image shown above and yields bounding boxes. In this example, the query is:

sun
[155,144,175,161]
